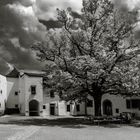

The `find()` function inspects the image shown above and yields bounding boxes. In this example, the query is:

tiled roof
[6,67,19,78]
[20,70,46,77]
[6,68,46,78]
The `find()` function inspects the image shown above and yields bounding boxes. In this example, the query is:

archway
[29,100,39,116]
[103,100,112,116]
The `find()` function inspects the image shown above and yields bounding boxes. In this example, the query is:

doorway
[29,100,39,116]
[103,100,112,116]
[50,104,55,115]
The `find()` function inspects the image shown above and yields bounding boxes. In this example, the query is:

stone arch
[103,100,112,116]
[29,100,39,116]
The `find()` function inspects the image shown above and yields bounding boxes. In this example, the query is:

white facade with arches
[3,68,140,117]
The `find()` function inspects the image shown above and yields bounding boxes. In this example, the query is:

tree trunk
[94,94,102,116]
[85,99,87,116]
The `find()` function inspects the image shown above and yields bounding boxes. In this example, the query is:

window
[116,108,119,113]
[126,100,131,109]
[87,100,93,107]
[126,99,140,109]
[76,104,80,112]
[0,90,2,94]
[67,105,70,112]
[15,91,18,96]
[43,105,46,109]
[31,86,36,95]
[50,90,55,98]
[15,104,18,108]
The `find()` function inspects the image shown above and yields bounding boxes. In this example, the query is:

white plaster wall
[0,97,5,114]
[124,96,140,117]
[0,75,7,114]
[85,94,135,116]
[6,78,19,109]
[87,106,94,115]
[43,88,69,116]
[71,102,85,116]
[58,101,69,116]
[0,75,7,101]
[43,88,60,103]
[42,101,69,116]
[42,103,49,116]
[24,75,43,116]
[101,94,138,116]
[43,101,59,116]
[19,76,26,114]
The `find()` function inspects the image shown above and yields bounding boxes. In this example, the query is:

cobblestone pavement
[7,126,41,140]
[0,115,140,140]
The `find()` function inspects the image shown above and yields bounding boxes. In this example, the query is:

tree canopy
[32,0,140,116]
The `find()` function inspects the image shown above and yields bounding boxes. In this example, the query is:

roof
[22,70,46,77]
[6,68,45,78]
[6,67,20,78]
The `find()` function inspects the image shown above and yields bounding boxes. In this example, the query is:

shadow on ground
[0,116,127,128]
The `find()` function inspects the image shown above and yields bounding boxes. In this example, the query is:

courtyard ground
[0,115,140,140]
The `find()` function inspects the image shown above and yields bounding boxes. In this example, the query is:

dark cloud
[0,40,43,70]
[0,4,46,47]
[0,0,16,6]
[113,0,140,40]
[39,11,81,29]
[113,0,128,10]
[0,0,140,75]
[39,20,62,29]
[0,0,35,7]
[0,58,10,75]
[0,0,46,74]
[35,0,82,20]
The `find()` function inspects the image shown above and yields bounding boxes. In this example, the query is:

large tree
[33,0,140,116]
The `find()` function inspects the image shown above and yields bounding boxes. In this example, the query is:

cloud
[113,0,140,11]
[0,0,140,75]
[0,0,83,74]
[0,40,43,70]
[0,0,35,7]
[35,0,82,20]
[0,0,46,74]
[1,2,47,47]
[0,58,11,75]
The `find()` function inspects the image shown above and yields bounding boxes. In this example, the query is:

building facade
[0,75,7,115]
[0,68,138,117]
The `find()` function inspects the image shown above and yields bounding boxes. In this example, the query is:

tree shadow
[128,120,140,128]
[0,117,88,129]
[0,117,124,129]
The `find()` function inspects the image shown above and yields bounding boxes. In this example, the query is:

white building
[6,68,44,116]
[0,75,7,115]
[3,68,140,117]
[6,68,86,116]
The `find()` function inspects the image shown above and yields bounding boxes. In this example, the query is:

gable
[6,67,19,78]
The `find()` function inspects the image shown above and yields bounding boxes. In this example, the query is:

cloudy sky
[0,0,139,75]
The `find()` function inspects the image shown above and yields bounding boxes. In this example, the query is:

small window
[126,99,140,109]
[0,103,1,108]
[116,108,119,113]
[76,104,80,112]
[87,100,93,107]
[67,105,70,112]
[31,86,36,95]
[50,90,55,98]
[15,91,18,96]
[43,105,46,109]
[0,90,2,94]
[15,104,18,108]
[126,100,131,109]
